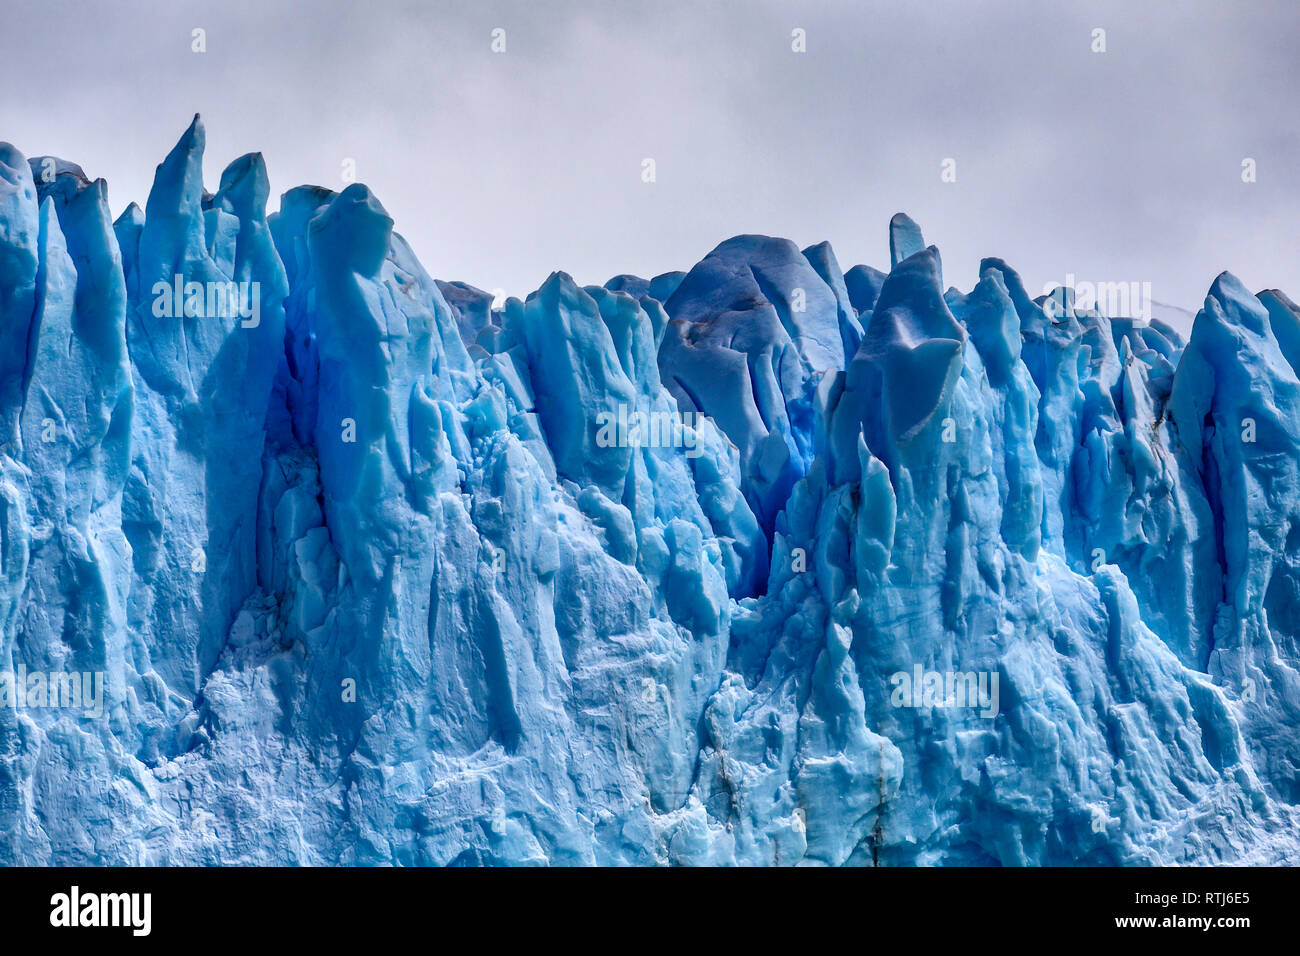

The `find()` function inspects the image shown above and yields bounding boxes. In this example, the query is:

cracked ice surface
[0,120,1297,865]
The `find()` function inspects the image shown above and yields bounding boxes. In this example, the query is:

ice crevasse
[0,117,1298,865]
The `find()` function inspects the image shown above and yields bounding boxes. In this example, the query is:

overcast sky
[4,0,1298,318]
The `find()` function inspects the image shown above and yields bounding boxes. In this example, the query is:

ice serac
[844,263,886,317]
[888,212,925,268]
[1169,274,1300,803]
[110,117,288,712]
[0,122,1298,865]
[802,240,865,360]
[0,144,37,442]
[22,157,133,677]
[658,235,852,551]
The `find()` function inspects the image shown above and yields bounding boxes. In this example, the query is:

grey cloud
[2,0,1297,313]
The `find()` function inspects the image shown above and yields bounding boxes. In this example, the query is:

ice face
[0,119,1297,865]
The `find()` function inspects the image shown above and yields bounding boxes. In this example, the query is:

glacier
[1,117,1298,865]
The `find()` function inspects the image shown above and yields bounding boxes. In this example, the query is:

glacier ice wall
[1,119,1298,865]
